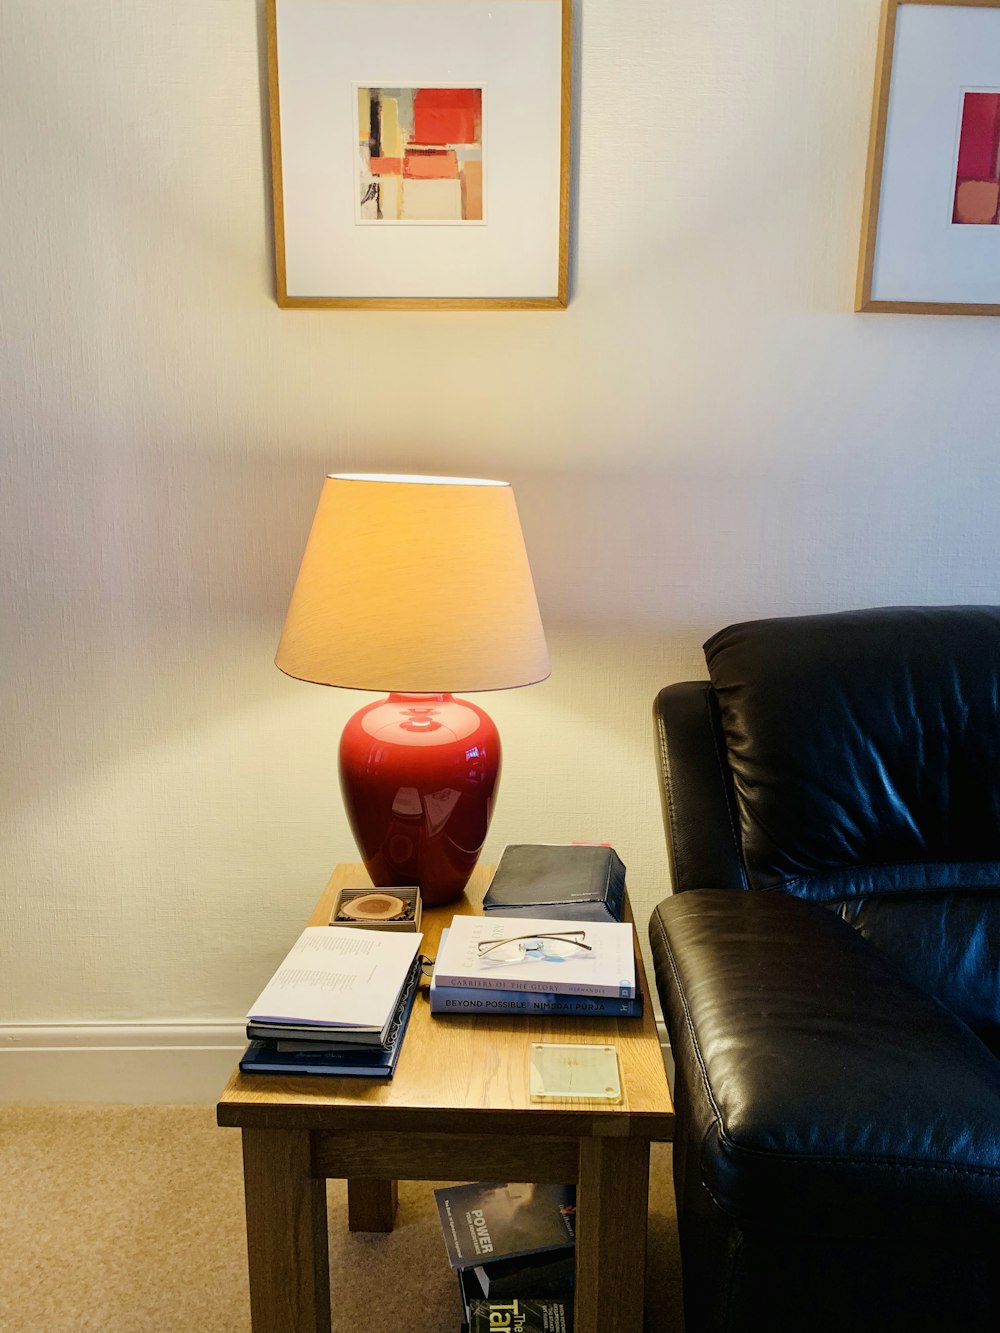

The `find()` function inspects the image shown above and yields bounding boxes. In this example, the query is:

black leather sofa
[648,607,1000,1333]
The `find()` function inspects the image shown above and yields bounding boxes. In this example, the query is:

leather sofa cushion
[650,889,1000,1232]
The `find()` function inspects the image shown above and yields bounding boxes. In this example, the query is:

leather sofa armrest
[653,682,746,893]
[650,889,1000,1231]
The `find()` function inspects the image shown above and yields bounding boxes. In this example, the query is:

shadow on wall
[6,439,1000,823]
[0,447,698,825]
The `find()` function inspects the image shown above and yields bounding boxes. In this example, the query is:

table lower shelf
[240,1123,653,1333]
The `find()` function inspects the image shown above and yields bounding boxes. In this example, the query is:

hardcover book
[473,1249,575,1300]
[482,844,626,923]
[429,937,642,1018]
[430,981,642,1018]
[246,925,422,1039]
[435,1182,576,1270]
[245,1022,394,1048]
[469,1297,573,1332]
[433,915,636,998]
[239,957,421,1079]
[457,1266,481,1326]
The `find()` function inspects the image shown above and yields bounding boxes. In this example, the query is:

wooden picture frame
[856,0,1000,315]
[267,0,572,309]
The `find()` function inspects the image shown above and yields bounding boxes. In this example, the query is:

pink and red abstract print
[953,91,1000,225]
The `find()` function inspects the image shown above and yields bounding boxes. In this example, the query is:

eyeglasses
[476,931,591,964]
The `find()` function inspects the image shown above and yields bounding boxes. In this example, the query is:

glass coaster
[528,1042,622,1102]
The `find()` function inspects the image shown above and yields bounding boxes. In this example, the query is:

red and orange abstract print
[358,87,483,222]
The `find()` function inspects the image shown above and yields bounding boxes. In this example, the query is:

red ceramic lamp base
[338,693,501,907]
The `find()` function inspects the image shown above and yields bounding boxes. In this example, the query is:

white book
[433,915,636,998]
[247,926,422,1032]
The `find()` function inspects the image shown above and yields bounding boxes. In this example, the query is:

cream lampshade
[276,473,550,905]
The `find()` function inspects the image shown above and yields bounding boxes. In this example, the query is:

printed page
[247,926,422,1028]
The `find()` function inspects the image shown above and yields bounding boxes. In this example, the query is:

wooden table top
[218,865,675,1140]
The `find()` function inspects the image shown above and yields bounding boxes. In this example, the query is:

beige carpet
[0,1106,682,1333]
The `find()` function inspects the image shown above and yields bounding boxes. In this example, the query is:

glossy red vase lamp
[275,474,550,906]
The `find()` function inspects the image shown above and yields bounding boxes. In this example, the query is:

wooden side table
[218,864,675,1333]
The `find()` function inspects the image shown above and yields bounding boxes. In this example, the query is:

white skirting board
[0,1024,246,1105]
[0,1021,673,1105]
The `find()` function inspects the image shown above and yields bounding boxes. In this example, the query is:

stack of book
[430,915,641,1019]
[240,926,423,1078]
[435,1181,575,1332]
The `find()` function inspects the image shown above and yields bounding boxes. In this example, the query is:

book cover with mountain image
[435,1182,576,1270]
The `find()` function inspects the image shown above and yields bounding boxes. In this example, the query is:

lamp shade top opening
[329,473,508,487]
[276,474,550,694]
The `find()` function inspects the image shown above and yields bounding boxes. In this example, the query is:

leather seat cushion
[651,890,1000,1233]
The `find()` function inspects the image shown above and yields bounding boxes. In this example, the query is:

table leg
[347,1178,398,1232]
[241,1128,331,1333]
[575,1136,651,1333]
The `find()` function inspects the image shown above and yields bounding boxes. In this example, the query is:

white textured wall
[3,0,1000,1035]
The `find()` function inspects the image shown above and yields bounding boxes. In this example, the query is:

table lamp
[275,473,550,906]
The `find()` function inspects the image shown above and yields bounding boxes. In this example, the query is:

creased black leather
[704,606,1000,894]
[651,891,1000,1332]
[837,890,1000,1049]
[653,891,1000,1219]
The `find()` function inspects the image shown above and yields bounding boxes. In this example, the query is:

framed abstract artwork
[857,0,1000,314]
[266,0,571,308]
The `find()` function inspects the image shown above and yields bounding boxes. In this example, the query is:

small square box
[329,886,422,932]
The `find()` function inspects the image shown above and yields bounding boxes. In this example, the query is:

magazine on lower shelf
[473,1249,575,1299]
[457,1266,480,1327]
[436,1182,576,1270]
[452,1201,575,1331]
[469,1297,573,1332]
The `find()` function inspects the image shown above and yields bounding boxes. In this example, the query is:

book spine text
[433,971,635,999]
[431,988,641,1016]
